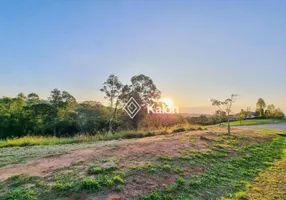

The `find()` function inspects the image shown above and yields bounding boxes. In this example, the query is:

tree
[100,74,123,133]
[274,108,285,119]
[27,93,40,105]
[48,89,77,136]
[238,109,246,125]
[211,94,238,135]
[198,115,209,125]
[76,101,109,133]
[256,98,266,117]
[245,107,252,118]
[214,110,227,124]
[125,74,161,129]
[265,104,276,123]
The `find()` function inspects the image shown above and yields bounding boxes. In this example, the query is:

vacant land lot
[0,128,285,200]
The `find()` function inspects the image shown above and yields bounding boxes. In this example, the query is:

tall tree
[126,74,161,129]
[27,93,40,105]
[100,74,123,133]
[245,107,252,118]
[238,109,246,125]
[48,89,77,136]
[211,94,238,135]
[274,108,285,119]
[256,98,266,117]
[265,104,276,123]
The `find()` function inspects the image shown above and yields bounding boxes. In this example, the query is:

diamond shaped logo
[124,97,141,119]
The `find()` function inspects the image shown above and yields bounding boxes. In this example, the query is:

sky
[0,0,286,114]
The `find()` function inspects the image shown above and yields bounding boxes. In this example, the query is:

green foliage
[88,166,103,174]
[159,154,173,161]
[3,188,36,200]
[6,175,39,187]
[80,178,99,191]
[230,119,286,126]
[162,164,172,171]
[176,177,186,187]
[112,175,125,184]
[53,182,74,191]
[88,164,118,175]
[0,74,200,140]
[256,98,266,117]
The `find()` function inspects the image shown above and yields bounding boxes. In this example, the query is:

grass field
[230,118,286,126]
[1,119,285,148]
[0,124,204,148]
[0,127,286,200]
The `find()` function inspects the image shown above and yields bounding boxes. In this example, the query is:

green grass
[230,118,286,126]
[142,135,286,200]
[0,141,122,167]
[232,149,286,200]
[0,169,126,200]
[0,124,203,148]
[1,128,285,199]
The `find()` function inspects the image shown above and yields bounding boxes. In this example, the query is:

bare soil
[0,130,214,181]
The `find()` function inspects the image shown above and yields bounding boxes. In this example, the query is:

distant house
[245,112,256,119]
[229,115,239,120]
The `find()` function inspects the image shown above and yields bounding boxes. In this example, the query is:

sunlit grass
[230,118,286,126]
[0,124,203,148]
[0,135,103,148]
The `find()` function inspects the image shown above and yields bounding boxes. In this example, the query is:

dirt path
[0,128,258,182]
[0,131,212,181]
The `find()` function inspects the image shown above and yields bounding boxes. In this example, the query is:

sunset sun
[160,98,174,107]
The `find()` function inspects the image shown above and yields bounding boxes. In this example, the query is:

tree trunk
[108,118,112,133]
[227,118,231,135]
[53,127,57,137]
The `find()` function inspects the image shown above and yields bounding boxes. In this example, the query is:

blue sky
[1,0,286,113]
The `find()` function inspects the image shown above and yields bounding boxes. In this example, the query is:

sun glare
[160,98,174,107]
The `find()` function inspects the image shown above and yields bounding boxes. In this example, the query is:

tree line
[1,75,284,139]
[238,98,285,122]
[0,74,184,139]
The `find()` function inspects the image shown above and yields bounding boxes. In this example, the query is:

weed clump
[3,188,36,200]
[80,178,99,191]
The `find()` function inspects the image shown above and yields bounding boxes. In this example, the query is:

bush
[81,179,99,191]
[4,188,36,200]
[53,182,74,191]
[176,177,186,187]
[112,175,125,184]
[88,166,103,174]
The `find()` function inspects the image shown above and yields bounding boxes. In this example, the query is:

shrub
[159,154,173,161]
[97,175,114,187]
[176,177,186,187]
[88,166,103,175]
[112,175,124,184]
[53,182,74,191]
[162,164,172,171]
[4,188,36,200]
[81,179,99,191]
